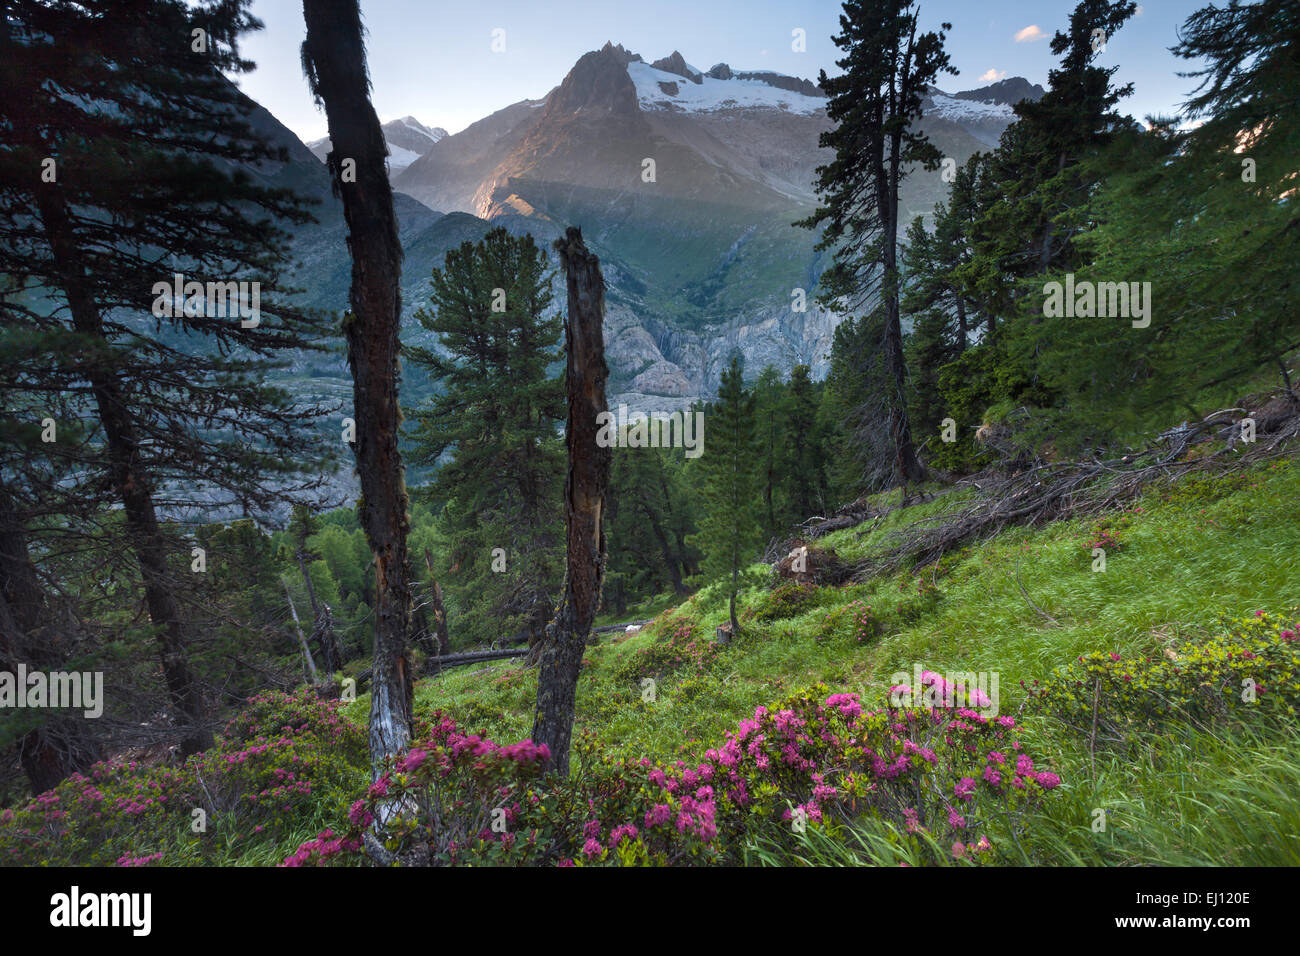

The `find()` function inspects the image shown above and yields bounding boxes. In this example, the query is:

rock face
[649,50,702,82]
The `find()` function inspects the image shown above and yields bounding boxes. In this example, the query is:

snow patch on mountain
[923,90,1015,123]
[384,143,424,172]
[397,116,446,144]
[628,61,825,115]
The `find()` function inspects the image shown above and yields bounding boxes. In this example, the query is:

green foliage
[750,583,821,623]
[1027,610,1300,744]
[0,691,366,866]
[689,355,763,627]
[405,226,565,645]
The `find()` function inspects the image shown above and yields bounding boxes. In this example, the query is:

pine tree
[753,365,787,542]
[0,0,338,756]
[405,227,565,647]
[691,356,762,636]
[780,364,828,522]
[1024,0,1300,446]
[608,446,693,599]
[798,0,954,489]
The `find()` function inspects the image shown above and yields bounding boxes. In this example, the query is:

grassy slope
[380,453,1300,864]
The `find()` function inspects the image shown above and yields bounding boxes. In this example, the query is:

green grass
[406,453,1300,864]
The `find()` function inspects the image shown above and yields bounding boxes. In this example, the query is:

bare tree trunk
[531,227,611,778]
[297,548,321,616]
[34,187,212,757]
[301,0,413,782]
[423,549,451,657]
[284,583,319,683]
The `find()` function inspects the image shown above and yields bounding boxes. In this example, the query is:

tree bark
[422,549,451,657]
[301,0,413,782]
[34,186,212,757]
[880,23,926,488]
[531,227,611,778]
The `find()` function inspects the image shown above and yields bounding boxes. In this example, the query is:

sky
[233,0,1212,144]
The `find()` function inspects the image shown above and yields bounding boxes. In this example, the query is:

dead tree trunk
[284,583,319,683]
[530,227,611,778]
[301,0,413,782]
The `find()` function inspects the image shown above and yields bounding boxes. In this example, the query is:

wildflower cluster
[295,683,1058,867]
[0,689,366,866]
[613,614,718,683]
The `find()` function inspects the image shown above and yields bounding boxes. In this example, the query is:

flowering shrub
[0,689,366,866]
[293,683,1058,867]
[613,614,719,684]
[1025,609,1300,746]
[1081,507,1141,555]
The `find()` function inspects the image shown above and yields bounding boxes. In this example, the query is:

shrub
[290,683,1059,867]
[814,599,882,645]
[1025,609,1300,747]
[612,615,718,684]
[0,689,366,866]
[751,582,820,622]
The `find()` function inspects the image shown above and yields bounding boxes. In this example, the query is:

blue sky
[234,0,1211,143]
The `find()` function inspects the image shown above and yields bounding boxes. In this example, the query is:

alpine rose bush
[293,684,1059,867]
[0,689,366,866]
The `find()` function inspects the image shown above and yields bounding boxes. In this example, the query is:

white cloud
[1014,24,1047,42]
[979,68,1007,83]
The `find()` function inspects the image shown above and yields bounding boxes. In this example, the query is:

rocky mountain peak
[547,42,643,116]
[953,76,1045,108]
[650,50,703,84]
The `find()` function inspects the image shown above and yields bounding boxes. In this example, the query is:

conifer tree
[799,0,954,488]
[691,356,762,636]
[780,364,828,522]
[1,0,337,756]
[405,227,565,647]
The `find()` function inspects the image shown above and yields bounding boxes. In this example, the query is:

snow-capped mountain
[923,78,1045,147]
[262,43,1046,421]
[307,115,447,176]
[626,60,826,115]
[383,43,1044,410]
